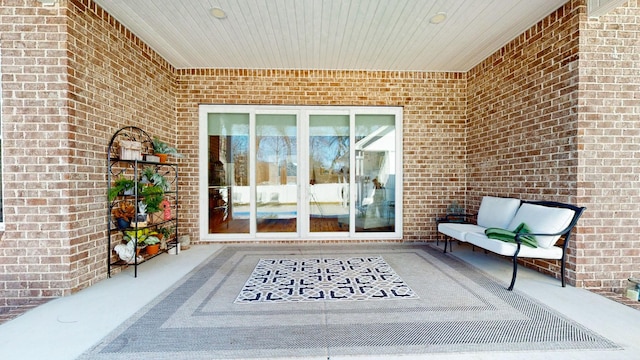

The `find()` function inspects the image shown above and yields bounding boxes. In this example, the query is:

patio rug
[79,244,618,359]
[234,256,418,303]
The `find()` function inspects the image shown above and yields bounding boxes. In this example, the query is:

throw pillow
[485,222,538,248]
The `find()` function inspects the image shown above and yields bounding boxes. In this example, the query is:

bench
[437,196,585,290]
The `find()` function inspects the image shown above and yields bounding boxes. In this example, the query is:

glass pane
[309,115,349,232]
[355,114,396,232]
[208,113,250,234]
[256,114,297,233]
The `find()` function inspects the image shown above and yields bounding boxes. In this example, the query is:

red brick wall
[175,69,467,242]
[577,0,640,291]
[466,0,640,291]
[65,0,176,282]
[467,1,582,284]
[0,0,175,320]
[0,0,72,320]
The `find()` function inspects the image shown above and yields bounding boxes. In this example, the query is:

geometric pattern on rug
[234,256,418,303]
[78,244,620,360]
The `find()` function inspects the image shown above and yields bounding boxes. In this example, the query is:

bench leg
[442,235,450,253]
[508,243,524,291]
[560,256,566,287]
[508,255,518,291]
[437,232,451,253]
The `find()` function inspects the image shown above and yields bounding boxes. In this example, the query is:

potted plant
[159,224,173,238]
[123,228,160,255]
[140,167,155,186]
[111,201,135,229]
[141,166,170,191]
[141,185,164,223]
[144,233,161,255]
[158,226,175,250]
[123,228,147,255]
[108,175,137,202]
[152,137,182,163]
[136,201,148,227]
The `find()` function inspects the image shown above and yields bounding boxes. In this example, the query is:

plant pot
[134,214,148,227]
[146,243,160,256]
[116,218,130,230]
[157,153,168,163]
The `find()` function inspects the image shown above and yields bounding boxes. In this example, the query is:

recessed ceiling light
[429,12,447,24]
[210,7,227,19]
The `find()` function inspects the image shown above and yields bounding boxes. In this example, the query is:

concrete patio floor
[0,242,639,360]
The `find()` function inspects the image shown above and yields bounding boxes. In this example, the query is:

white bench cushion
[465,232,564,259]
[506,203,575,249]
[476,196,521,229]
[438,223,485,242]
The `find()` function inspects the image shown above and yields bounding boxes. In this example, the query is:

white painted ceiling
[92,0,570,72]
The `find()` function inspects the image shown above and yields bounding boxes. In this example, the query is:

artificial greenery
[141,166,171,191]
[111,201,135,222]
[158,226,175,240]
[124,228,160,245]
[141,185,165,213]
[140,167,156,185]
[152,137,182,158]
[137,201,147,217]
[108,175,137,202]
[144,235,160,245]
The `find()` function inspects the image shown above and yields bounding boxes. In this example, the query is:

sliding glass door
[255,114,298,233]
[308,115,350,233]
[199,105,402,241]
[204,113,250,234]
[355,114,396,233]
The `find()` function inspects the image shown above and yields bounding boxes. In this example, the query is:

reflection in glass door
[206,113,250,234]
[309,115,350,232]
[201,105,401,240]
[255,114,298,233]
[355,115,396,232]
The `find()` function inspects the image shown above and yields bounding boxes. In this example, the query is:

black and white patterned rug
[79,244,619,359]
[235,256,418,303]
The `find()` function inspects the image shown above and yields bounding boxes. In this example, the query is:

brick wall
[175,69,467,242]
[65,0,176,282]
[2,0,639,323]
[466,0,640,292]
[0,0,175,320]
[466,1,582,284]
[0,0,72,320]
[577,0,640,291]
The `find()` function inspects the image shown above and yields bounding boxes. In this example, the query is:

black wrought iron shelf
[107,126,180,278]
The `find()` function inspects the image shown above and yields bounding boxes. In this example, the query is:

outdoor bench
[437,196,585,290]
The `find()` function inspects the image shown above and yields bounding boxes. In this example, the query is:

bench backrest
[477,196,521,229]
[517,200,586,249]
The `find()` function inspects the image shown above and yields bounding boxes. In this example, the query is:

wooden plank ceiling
[93,0,570,72]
